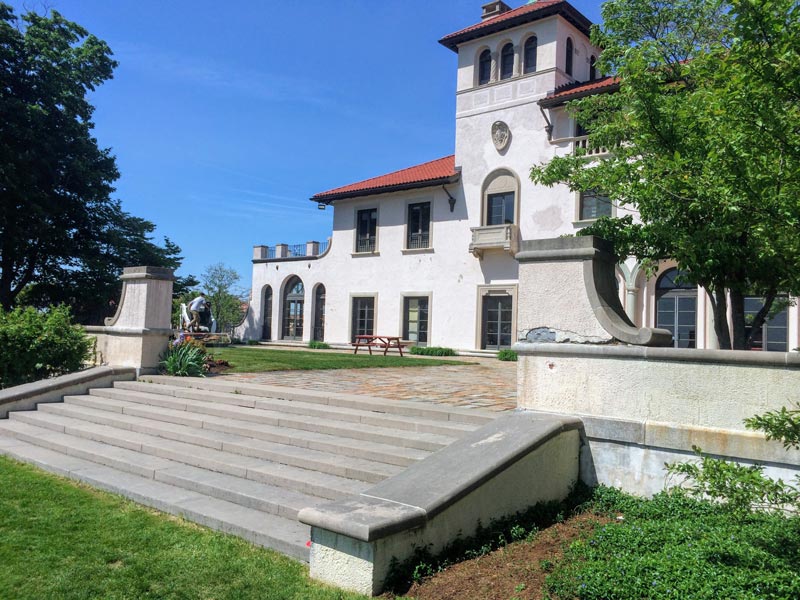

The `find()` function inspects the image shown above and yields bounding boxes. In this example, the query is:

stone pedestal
[85,266,174,373]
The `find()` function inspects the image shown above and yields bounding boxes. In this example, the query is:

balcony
[573,136,610,157]
[252,239,330,262]
[469,224,520,259]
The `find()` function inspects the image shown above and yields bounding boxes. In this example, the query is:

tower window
[589,55,597,81]
[500,43,514,80]
[565,37,574,76]
[523,36,537,74]
[478,49,491,85]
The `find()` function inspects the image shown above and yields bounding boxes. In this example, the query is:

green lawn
[0,456,365,600]
[210,347,467,373]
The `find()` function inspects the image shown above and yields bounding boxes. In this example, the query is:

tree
[530,0,800,350]
[20,206,188,324]
[200,263,246,334]
[0,4,193,319]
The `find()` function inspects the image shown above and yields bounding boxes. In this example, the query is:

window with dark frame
[565,37,574,76]
[523,36,537,74]
[744,297,788,352]
[356,208,377,253]
[579,190,612,220]
[407,202,431,249]
[351,297,375,342]
[403,296,429,346]
[486,192,515,225]
[478,49,492,85]
[500,43,514,80]
[589,55,597,81]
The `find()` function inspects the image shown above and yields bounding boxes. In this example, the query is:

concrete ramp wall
[299,412,581,596]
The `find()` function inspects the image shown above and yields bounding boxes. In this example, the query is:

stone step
[0,436,310,560]
[86,388,457,452]
[50,398,430,467]
[28,406,402,483]
[136,375,495,426]
[0,419,368,501]
[116,380,479,437]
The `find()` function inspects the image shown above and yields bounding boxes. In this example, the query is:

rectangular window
[406,202,431,249]
[356,208,377,253]
[579,190,612,220]
[403,297,429,346]
[744,297,788,352]
[486,192,515,225]
[351,297,375,342]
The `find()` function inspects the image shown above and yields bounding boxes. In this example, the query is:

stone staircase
[0,376,495,561]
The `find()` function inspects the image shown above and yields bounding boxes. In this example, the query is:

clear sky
[9,0,603,293]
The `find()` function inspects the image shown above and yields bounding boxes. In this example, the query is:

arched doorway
[282,277,304,340]
[261,286,272,340]
[313,285,326,342]
[656,268,697,348]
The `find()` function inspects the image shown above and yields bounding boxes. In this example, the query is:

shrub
[409,346,456,356]
[308,340,331,350]
[664,405,800,515]
[497,349,518,361]
[160,337,206,377]
[0,305,92,389]
[246,339,261,345]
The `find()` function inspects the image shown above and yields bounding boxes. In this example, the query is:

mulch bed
[383,512,609,600]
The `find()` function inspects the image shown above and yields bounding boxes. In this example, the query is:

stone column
[306,241,320,256]
[85,266,175,374]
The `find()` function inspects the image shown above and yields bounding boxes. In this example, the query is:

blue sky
[10,0,603,292]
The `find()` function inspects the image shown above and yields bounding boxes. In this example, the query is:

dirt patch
[383,512,608,600]
[204,358,230,375]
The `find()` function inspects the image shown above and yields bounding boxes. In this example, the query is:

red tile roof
[439,0,591,51]
[312,156,459,202]
[538,76,620,107]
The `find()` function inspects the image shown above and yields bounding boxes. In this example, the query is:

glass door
[482,294,513,349]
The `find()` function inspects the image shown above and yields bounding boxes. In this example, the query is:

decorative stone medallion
[491,121,511,151]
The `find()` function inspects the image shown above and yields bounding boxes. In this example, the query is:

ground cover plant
[208,347,465,373]
[497,349,518,362]
[544,487,800,600]
[409,346,457,357]
[0,456,365,600]
[394,486,800,600]
[0,305,92,389]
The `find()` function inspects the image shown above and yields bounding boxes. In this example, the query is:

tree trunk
[708,285,732,350]
[744,290,777,350]
[729,289,747,350]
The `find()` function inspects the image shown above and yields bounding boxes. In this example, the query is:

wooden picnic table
[352,335,406,357]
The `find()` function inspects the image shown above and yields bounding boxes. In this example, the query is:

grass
[546,486,800,599]
[0,456,365,600]
[209,347,466,373]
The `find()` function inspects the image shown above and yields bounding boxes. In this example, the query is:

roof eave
[538,82,620,108]
[311,173,461,204]
[438,3,592,53]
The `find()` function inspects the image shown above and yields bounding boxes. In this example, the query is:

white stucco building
[236,0,799,353]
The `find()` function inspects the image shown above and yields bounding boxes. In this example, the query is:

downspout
[539,104,554,141]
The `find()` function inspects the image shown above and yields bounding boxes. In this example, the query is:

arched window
[523,36,537,74]
[565,37,574,76]
[261,286,272,340]
[656,269,696,348]
[589,55,597,81]
[500,43,514,80]
[483,170,518,226]
[282,276,304,340]
[313,284,326,342]
[478,49,492,85]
